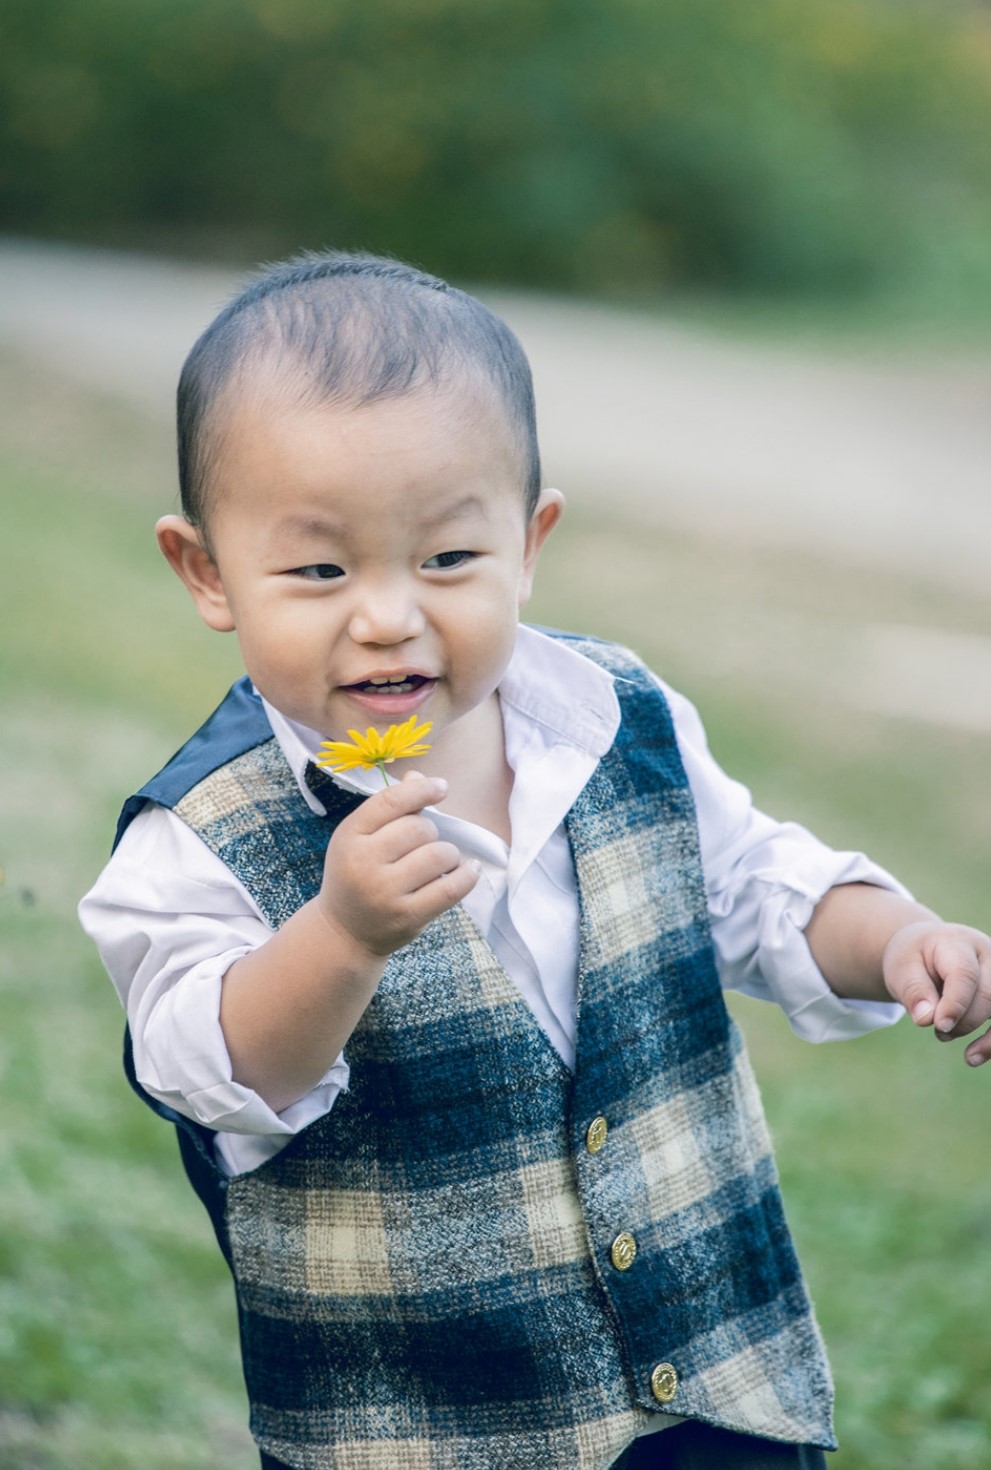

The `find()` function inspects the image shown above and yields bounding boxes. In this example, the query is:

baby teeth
[363,676,416,693]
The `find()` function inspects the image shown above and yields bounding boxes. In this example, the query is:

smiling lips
[351,673,428,695]
[341,672,436,716]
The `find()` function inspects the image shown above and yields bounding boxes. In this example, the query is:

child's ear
[156,515,236,632]
[518,488,564,606]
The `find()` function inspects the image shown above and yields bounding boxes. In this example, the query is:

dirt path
[2,236,989,596]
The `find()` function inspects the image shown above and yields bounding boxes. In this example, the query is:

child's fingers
[393,840,466,895]
[372,812,442,863]
[892,956,942,1027]
[406,855,480,920]
[936,979,991,1041]
[930,932,991,1038]
[963,1023,991,1069]
[369,845,478,934]
[934,980,991,1043]
[883,935,945,1025]
[346,771,447,835]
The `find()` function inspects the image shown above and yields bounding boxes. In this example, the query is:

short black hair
[177,249,541,531]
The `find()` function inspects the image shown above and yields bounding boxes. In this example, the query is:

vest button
[586,1115,608,1154]
[650,1362,679,1404]
[610,1231,637,1271]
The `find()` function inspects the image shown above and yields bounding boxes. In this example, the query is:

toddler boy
[80,251,991,1470]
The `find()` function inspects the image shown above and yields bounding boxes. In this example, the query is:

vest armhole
[123,1026,232,1265]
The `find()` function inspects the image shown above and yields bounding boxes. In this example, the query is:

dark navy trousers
[609,1420,829,1468]
[260,1420,829,1469]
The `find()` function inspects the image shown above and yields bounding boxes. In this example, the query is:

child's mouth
[345,674,431,697]
[340,673,437,718]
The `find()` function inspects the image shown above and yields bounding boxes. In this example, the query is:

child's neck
[419,694,513,845]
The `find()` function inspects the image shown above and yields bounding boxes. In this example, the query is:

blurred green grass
[2,347,990,1469]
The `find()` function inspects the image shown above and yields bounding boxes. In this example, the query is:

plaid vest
[119,636,835,1469]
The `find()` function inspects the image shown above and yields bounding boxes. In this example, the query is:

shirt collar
[260,623,620,815]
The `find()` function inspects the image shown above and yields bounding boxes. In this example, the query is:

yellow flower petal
[316,717,433,774]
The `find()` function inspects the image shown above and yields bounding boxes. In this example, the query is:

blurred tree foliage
[1,0,990,296]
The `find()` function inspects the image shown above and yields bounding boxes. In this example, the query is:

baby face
[162,381,560,768]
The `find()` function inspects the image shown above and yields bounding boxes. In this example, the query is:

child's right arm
[217,770,478,1114]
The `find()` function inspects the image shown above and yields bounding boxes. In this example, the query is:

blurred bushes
[2,0,990,297]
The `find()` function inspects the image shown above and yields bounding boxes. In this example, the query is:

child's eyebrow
[420,493,490,528]
[273,514,346,542]
[271,496,489,545]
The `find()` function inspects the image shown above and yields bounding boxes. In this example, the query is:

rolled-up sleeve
[660,678,906,1040]
[78,804,349,1145]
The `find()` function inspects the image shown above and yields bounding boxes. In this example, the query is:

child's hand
[318,770,479,958]
[882,921,991,1067]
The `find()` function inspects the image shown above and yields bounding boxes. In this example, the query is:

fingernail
[937,1017,956,1034]
[967,1052,986,1067]
[912,1000,934,1023]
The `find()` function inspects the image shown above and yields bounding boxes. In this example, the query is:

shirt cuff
[132,950,350,1137]
[722,855,907,1041]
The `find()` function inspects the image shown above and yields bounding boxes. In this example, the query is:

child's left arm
[805,883,991,1067]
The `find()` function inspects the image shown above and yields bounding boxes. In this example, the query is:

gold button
[586,1115,608,1154]
[650,1362,679,1404]
[610,1231,637,1271]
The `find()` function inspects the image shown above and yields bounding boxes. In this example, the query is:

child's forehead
[203,364,528,525]
[215,361,521,459]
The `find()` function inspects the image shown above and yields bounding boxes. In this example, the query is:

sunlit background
[2,3,991,1467]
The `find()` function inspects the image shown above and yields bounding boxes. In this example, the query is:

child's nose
[347,584,426,646]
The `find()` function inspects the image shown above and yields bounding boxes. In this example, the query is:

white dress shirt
[79,626,904,1176]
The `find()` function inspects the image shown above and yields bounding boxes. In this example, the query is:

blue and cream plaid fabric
[122,636,835,1469]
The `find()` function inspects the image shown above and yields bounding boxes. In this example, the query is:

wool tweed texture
[119,634,836,1469]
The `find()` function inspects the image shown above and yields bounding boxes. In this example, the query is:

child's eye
[292,564,345,581]
[423,550,475,570]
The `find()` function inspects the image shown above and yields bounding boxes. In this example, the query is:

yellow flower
[316,716,433,784]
